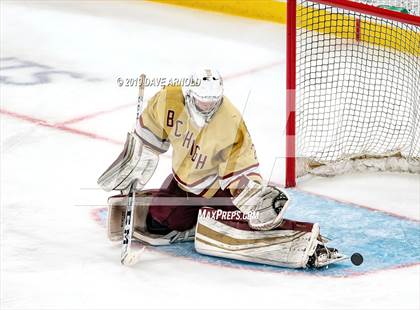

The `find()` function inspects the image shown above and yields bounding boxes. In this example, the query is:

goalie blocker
[107,192,346,268]
[97,131,159,192]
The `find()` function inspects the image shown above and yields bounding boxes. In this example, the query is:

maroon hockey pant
[148,175,238,231]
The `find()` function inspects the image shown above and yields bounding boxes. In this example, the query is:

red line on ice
[0,108,122,145]
[270,181,420,223]
[57,102,134,125]
[299,187,420,223]
[56,60,283,125]
[224,60,284,80]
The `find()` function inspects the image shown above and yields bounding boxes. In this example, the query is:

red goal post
[285,0,420,187]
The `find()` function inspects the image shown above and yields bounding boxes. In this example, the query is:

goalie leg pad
[107,192,195,246]
[195,207,319,269]
[107,192,153,241]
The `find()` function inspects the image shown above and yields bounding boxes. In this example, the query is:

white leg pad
[107,193,195,246]
[195,208,319,268]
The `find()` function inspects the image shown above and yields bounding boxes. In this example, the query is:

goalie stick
[120,74,146,266]
[121,179,145,265]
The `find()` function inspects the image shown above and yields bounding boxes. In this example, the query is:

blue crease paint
[94,189,420,277]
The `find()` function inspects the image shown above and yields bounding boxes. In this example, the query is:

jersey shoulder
[161,85,184,105]
[216,96,244,126]
[147,85,184,118]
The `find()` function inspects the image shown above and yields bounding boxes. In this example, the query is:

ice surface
[1,1,419,309]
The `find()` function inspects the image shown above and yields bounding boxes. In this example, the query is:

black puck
[351,253,363,266]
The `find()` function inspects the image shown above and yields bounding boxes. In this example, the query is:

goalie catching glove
[232,178,289,231]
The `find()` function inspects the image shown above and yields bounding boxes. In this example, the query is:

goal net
[355,0,419,16]
[285,0,420,187]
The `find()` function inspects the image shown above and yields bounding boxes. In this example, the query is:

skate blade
[315,254,348,268]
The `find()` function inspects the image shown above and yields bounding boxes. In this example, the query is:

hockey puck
[351,253,363,266]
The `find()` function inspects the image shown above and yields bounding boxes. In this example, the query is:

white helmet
[182,68,223,127]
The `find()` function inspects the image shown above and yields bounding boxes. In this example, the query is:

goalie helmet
[182,68,223,127]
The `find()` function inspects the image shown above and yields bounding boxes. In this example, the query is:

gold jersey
[136,86,261,198]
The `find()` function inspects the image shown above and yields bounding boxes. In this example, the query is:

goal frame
[285,0,420,187]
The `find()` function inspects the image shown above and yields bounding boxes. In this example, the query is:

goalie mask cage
[285,0,420,187]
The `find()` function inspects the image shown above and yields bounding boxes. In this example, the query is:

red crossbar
[316,0,420,26]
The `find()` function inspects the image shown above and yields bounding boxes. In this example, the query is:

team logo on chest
[167,110,208,169]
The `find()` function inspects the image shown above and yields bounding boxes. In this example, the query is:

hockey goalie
[97,69,346,268]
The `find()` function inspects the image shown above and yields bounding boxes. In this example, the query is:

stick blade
[121,246,145,266]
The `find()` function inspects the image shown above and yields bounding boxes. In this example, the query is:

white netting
[295,1,420,177]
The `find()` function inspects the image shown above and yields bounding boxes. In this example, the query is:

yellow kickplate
[148,0,287,24]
